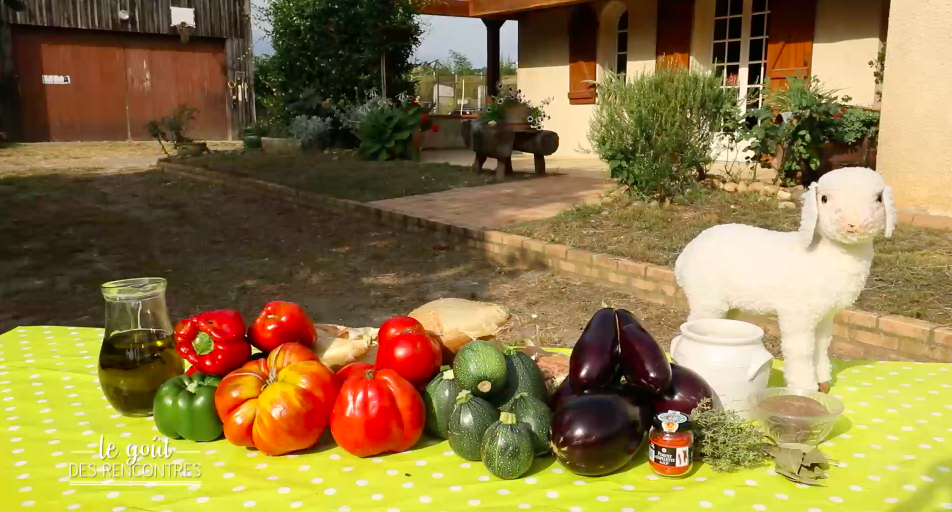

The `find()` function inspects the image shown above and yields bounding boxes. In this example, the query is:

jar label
[648,442,692,468]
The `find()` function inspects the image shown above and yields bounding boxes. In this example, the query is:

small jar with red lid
[647,410,694,477]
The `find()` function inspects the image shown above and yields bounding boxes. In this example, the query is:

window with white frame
[711,0,770,114]
[616,12,628,75]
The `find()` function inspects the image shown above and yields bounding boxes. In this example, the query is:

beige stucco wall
[877,0,952,216]
[518,0,656,155]
[812,0,884,107]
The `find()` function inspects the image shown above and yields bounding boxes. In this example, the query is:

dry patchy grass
[507,190,952,325]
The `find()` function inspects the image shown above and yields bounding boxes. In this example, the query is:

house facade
[424,0,952,217]
[0,0,255,142]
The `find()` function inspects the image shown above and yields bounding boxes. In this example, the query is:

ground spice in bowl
[760,395,828,417]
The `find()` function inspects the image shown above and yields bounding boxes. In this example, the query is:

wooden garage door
[11,26,228,142]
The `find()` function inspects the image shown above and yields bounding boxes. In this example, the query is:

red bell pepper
[248,301,317,353]
[175,310,252,376]
[330,368,425,458]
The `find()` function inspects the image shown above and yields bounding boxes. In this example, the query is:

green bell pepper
[153,372,223,442]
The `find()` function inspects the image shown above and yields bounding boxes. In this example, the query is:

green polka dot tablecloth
[2,326,952,512]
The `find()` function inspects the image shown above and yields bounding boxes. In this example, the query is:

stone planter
[175,142,208,157]
[261,137,302,154]
[502,103,532,131]
[243,134,262,149]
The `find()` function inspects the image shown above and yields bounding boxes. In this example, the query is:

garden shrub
[741,77,880,185]
[588,68,742,200]
[355,98,424,161]
[289,115,333,148]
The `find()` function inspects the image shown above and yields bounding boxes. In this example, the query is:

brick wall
[160,162,952,363]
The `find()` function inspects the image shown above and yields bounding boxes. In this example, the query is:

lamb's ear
[883,185,896,237]
[799,183,819,247]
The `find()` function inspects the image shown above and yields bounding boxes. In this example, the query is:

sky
[250,6,519,67]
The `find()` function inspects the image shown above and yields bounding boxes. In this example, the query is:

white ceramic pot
[671,319,774,418]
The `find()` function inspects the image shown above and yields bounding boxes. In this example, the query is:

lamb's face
[801,167,896,247]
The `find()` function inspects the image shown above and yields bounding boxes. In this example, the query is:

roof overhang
[419,0,591,18]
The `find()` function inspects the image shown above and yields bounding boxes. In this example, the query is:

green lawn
[506,189,952,325]
[182,151,522,202]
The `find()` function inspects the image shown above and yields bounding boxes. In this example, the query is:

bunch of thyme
[691,398,771,472]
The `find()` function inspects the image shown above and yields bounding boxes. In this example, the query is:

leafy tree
[262,0,422,110]
[439,50,476,75]
[501,55,518,75]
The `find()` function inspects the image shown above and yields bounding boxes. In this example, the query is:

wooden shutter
[766,0,817,89]
[568,6,598,105]
[656,0,695,69]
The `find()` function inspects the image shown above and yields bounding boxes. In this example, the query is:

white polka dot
[243,501,256,508]
[196,498,209,504]
[903,485,917,491]
[449,486,462,492]
[753,505,767,511]
[459,463,471,469]
[419,495,433,504]
[869,475,881,481]
[310,478,323,484]
[290,504,303,510]
[16,473,28,479]
[341,466,353,472]
[478,476,490,482]
[498,489,509,495]
[232,486,244,492]
[700,502,712,509]
[443,450,454,456]
[415,460,427,466]
[887,465,900,471]
[829,497,843,503]
[849,485,862,492]
[745,479,758,486]
[939,467,951,473]
[922,475,935,482]
[329,454,341,460]
[213,462,225,467]
[267,476,278,481]
[941,504,952,510]
[525,477,537,484]
[21,501,35,507]
[386,470,398,476]
[402,482,414,489]
[775,493,788,500]
[371,494,383,500]
[337,507,348,512]
[885,498,899,504]
[646,474,658,481]
[573,480,585,486]
[648,497,660,502]
[672,486,684,491]
[371,457,383,463]
[278,487,290,494]
[432,472,444,479]
[919,444,933,449]
[468,500,481,506]
[724,489,736,496]
[222,472,234,479]
[18,486,31,493]
[67,505,80,510]
[519,505,531,510]
[356,480,368,487]
[904,454,917,460]
[622,485,635,491]
[298,465,310,471]
[324,488,337,496]
[853,453,866,458]
[151,495,164,502]
[546,491,558,498]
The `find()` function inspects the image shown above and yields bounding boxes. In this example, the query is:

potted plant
[145,105,207,157]
[242,123,264,149]
[481,86,551,131]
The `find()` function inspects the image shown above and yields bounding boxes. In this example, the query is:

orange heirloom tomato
[214,342,337,455]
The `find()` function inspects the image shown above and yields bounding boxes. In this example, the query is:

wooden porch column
[483,18,505,100]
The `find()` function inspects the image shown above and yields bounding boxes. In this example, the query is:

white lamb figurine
[674,167,896,392]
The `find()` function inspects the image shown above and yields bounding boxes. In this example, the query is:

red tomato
[335,362,374,387]
[330,369,425,457]
[375,331,442,387]
[377,316,426,346]
[248,301,317,353]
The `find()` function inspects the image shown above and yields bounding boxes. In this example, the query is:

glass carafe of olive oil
[99,277,183,416]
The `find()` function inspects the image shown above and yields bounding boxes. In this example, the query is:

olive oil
[98,329,183,417]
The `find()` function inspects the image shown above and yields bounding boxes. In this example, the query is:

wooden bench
[461,120,560,179]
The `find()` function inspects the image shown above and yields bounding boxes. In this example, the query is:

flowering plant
[480,85,551,130]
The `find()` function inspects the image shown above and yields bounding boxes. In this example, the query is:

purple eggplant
[617,321,672,394]
[569,308,619,393]
[651,363,715,415]
[549,394,646,476]
[548,376,576,411]
[614,308,647,334]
